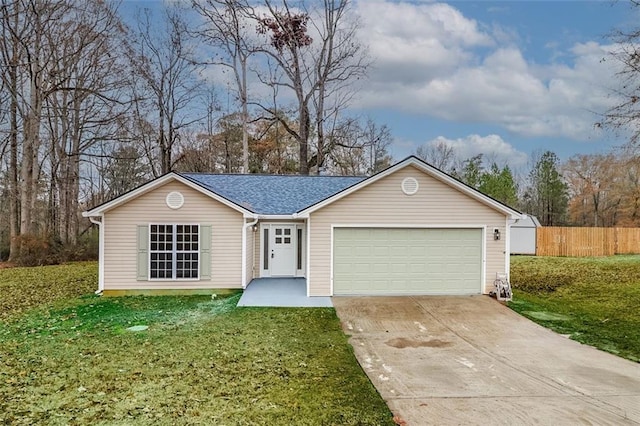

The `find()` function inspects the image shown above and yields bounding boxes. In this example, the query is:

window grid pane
[175,225,199,279]
[149,224,199,280]
[297,228,302,270]
[263,228,269,270]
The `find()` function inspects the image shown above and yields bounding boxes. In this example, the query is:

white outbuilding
[510,215,541,255]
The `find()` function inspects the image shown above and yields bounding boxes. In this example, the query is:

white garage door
[333,228,482,295]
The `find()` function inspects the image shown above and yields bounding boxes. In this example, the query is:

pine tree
[522,151,569,226]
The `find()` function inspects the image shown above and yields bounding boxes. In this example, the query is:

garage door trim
[330,224,486,296]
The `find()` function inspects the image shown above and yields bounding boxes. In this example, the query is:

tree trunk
[299,104,309,175]
[20,1,45,240]
[7,7,20,260]
[159,105,168,174]
[67,153,80,245]
[21,79,41,238]
[316,96,325,174]
[241,60,249,174]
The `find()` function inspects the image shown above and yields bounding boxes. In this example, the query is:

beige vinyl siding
[103,180,244,290]
[308,165,507,296]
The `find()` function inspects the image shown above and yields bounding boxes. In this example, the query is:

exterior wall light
[493,228,501,241]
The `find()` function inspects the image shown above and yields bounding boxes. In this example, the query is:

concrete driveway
[333,296,640,425]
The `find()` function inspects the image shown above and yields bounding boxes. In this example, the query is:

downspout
[305,215,311,297]
[89,215,104,295]
[241,215,259,288]
[294,212,311,297]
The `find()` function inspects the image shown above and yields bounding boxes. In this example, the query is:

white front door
[270,225,296,276]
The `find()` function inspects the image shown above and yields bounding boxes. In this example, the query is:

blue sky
[121,1,639,171]
[349,1,640,170]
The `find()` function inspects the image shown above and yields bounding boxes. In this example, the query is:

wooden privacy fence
[536,227,640,257]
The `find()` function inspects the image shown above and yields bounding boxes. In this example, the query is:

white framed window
[149,224,199,280]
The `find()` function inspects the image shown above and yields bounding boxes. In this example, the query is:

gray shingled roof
[180,173,365,215]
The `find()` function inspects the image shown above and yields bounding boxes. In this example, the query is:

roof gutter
[257,214,298,220]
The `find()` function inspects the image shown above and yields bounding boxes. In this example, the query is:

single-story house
[510,215,541,255]
[83,156,524,297]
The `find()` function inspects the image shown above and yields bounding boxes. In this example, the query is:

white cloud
[355,1,622,141]
[424,134,529,168]
[358,0,492,83]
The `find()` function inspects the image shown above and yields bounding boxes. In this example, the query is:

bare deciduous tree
[600,1,640,143]
[0,0,24,259]
[255,0,368,175]
[326,117,392,176]
[130,4,201,176]
[193,0,258,173]
[44,0,129,244]
[0,0,132,259]
[0,0,75,256]
[563,154,619,227]
[415,140,457,173]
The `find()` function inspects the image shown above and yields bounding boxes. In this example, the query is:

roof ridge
[180,173,365,178]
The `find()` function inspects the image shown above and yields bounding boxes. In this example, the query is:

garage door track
[333,296,640,425]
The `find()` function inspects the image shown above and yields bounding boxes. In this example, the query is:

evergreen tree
[522,151,569,226]
[454,154,483,188]
[479,163,518,206]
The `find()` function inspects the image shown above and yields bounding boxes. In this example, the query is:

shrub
[57,232,99,262]
[0,243,9,262]
[8,231,98,266]
[11,234,56,267]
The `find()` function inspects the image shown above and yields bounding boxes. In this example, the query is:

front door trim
[260,222,306,278]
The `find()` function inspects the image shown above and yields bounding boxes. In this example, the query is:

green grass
[509,255,640,362]
[0,263,393,425]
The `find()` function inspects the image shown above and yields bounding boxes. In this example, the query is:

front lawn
[509,255,640,362]
[0,263,393,425]
[0,261,98,322]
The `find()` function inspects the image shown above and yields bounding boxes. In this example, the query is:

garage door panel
[333,228,482,295]
[410,263,426,273]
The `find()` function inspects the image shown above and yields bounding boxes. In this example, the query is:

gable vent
[166,191,184,209]
[401,177,419,195]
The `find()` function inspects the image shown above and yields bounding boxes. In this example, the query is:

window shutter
[136,225,149,281]
[200,225,212,280]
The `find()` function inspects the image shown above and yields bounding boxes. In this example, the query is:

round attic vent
[166,191,184,209]
[401,177,419,195]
